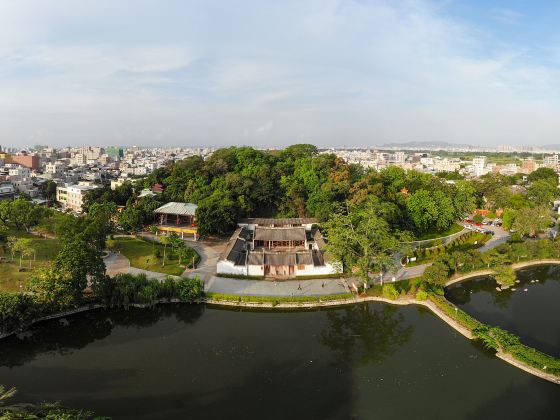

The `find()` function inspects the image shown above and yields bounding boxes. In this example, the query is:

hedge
[205,293,354,305]
[0,274,205,336]
[295,274,344,280]
[215,273,265,280]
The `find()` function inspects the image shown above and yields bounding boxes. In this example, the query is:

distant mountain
[540,144,560,151]
[381,141,474,149]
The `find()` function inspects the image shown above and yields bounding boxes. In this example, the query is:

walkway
[478,225,510,252]
[105,235,227,282]
[205,276,350,296]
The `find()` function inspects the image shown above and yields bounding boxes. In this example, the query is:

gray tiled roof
[239,217,317,226]
[253,227,306,242]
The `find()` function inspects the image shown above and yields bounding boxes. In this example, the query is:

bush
[416,290,428,301]
[176,277,204,302]
[205,293,353,304]
[382,284,399,300]
[0,292,40,335]
[215,273,265,280]
[94,274,204,309]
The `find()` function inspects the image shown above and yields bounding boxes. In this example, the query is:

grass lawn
[0,230,61,292]
[416,223,464,241]
[113,237,200,277]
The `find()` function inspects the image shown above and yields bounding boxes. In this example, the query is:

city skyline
[1,0,560,147]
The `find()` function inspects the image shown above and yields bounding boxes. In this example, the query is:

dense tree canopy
[78,145,556,241]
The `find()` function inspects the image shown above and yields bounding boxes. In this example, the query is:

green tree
[406,189,438,233]
[501,208,518,230]
[159,236,171,266]
[527,179,557,205]
[28,267,76,310]
[512,206,550,237]
[325,199,410,282]
[527,167,558,185]
[118,207,144,233]
[10,199,47,233]
[422,261,450,285]
[13,238,33,269]
[54,237,106,299]
[39,180,58,201]
[196,193,238,237]
[6,236,18,261]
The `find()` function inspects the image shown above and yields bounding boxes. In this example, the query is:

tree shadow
[320,302,413,365]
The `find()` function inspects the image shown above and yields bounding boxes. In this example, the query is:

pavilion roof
[154,202,197,216]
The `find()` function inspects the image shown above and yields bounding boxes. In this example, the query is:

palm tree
[13,238,33,269]
[177,242,189,266]
[6,236,17,261]
[149,225,159,251]
[168,233,182,260]
[23,245,35,269]
[159,236,170,266]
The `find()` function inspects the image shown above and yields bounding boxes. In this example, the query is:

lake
[0,302,558,419]
[446,264,560,357]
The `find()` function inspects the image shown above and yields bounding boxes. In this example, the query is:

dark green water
[0,303,558,420]
[446,265,560,357]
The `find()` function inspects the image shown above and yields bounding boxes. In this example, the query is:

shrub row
[205,292,353,305]
[94,274,204,309]
[473,325,560,375]
[429,292,560,377]
[428,293,482,330]
[415,231,490,261]
[215,273,265,280]
[0,274,204,336]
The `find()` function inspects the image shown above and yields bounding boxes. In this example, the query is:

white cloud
[0,0,558,147]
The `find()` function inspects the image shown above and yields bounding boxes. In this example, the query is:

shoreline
[445,259,560,287]
[2,260,559,385]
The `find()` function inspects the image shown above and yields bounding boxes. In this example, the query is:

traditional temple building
[217,218,341,278]
[153,202,198,240]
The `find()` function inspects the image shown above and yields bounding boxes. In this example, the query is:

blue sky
[1,0,559,147]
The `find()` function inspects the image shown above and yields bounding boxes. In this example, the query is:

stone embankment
[445,259,560,287]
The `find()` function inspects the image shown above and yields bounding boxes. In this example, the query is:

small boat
[523,288,528,292]
[511,288,516,291]
[495,287,501,292]
[515,280,520,283]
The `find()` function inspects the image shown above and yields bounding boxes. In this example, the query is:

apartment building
[56,184,98,213]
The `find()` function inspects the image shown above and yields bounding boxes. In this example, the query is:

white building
[217,218,341,278]
[472,156,488,177]
[544,155,559,168]
[8,166,31,178]
[45,162,66,176]
[56,184,98,213]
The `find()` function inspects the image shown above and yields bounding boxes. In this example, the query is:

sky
[1,0,560,148]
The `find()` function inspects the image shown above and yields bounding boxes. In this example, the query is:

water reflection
[446,265,560,356]
[321,303,413,364]
[0,304,205,367]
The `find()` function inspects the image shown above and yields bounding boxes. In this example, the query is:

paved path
[181,241,225,282]
[105,235,226,282]
[478,225,510,252]
[104,253,130,277]
[205,276,350,296]
[389,225,511,281]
